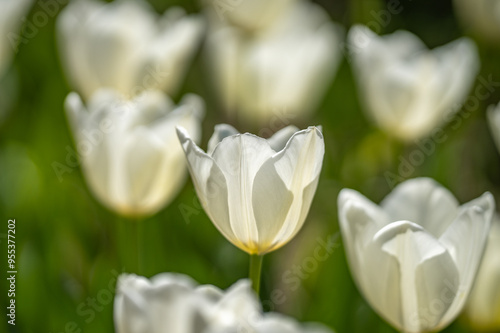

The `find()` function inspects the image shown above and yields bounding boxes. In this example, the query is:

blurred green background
[1,0,500,332]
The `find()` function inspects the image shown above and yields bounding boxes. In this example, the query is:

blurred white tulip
[338,177,494,333]
[205,1,343,126]
[57,0,203,100]
[348,25,479,141]
[114,272,333,333]
[65,89,204,217]
[202,0,296,32]
[0,0,32,77]
[454,0,500,43]
[465,216,500,331]
[177,124,324,255]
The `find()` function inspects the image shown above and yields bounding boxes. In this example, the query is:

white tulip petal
[177,127,240,249]
[487,102,500,154]
[273,127,324,193]
[266,125,299,152]
[138,12,203,95]
[254,314,301,333]
[195,285,224,303]
[65,92,90,138]
[238,14,341,123]
[150,94,203,146]
[381,178,459,237]
[123,128,165,215]
[348,26,426,71]
[438,192,494,327]
[64,92,112,206]
[222,0,295,31]
[252,159,294,252]
[338,189,390,292]
[211,134,276,250]
[373,221,459,333]
[132,98,194,211]
[115,273,200,333]
[115,291,151,333]
[268,128,324,243]
[431,37,479,114]
[205,27,242,116]
[81,1,154,95]
[207,124,240,155]
[126,91,175,127]
[209,280,261,323]
[466,218,500,329]
[177,93,206,119]
[56,0,102,97]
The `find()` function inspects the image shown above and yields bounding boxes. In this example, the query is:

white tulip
[177,124,324,255]
[203,0,296,32]
[465,215,500,331]
[205,1,343,125]
[488,102,500,154]
[0,0,32,77]
[64,89,204,217]
[453,0,500,43]
[348,25,479,141]
[57,0,203,100]
[114,272,333,333]
[338,177,494,333]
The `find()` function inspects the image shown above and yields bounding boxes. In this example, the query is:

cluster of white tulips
[3,0,500,331]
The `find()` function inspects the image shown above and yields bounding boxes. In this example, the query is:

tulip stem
[128,219,139,274]
[119,217,144,275]
[136,218,144,275]
[249,254,264,295]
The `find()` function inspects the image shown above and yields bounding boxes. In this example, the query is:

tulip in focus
[64,89,204,217]
[57,0,203,100]
[177,124,324,256]
[348,25,479,141]
[114,272,333,333]
[338,177,494,333]
[205,1,343,126]
[465,216,500,331]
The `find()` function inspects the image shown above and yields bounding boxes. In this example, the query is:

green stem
[249,254,264,295]
[128,219,139,274]
[136,218,144,275]
[119,216,144,274]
